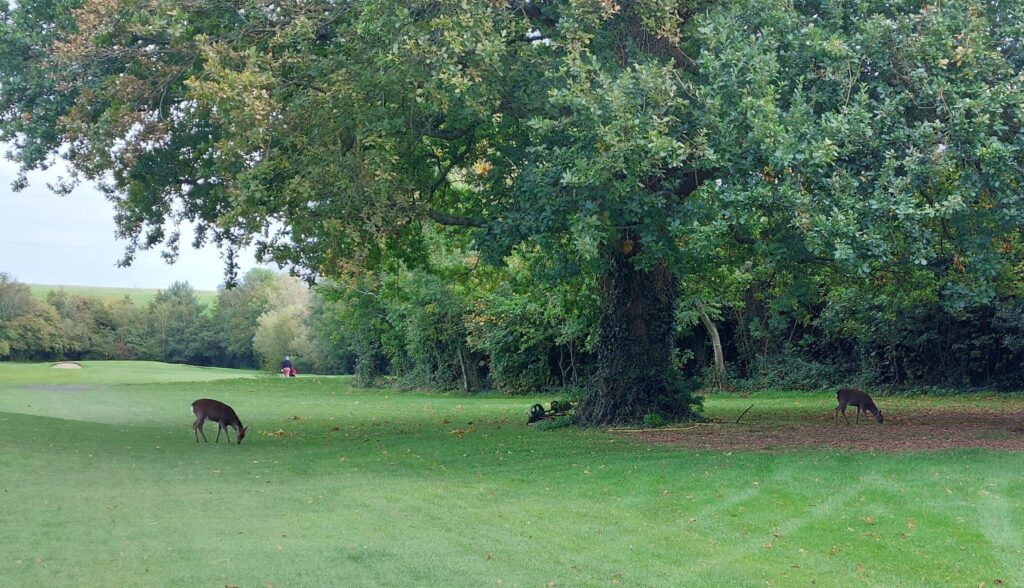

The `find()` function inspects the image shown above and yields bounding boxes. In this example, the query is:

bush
[534,415,573,431]
[642,413,665,428]
[736,354,850,391]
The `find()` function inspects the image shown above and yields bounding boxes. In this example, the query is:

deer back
[837,387,871,406]
[192,399,240,424]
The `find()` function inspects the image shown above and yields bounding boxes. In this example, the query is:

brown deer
[834,387,883,424]
[191,399,247,444]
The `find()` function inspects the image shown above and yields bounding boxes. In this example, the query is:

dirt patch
[52,362,82,369]
[620,408,1024,451]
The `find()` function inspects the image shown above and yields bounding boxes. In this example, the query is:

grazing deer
[834,387,883,424]
[191,399,247,444]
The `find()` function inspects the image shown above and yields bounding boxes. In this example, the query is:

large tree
[3,0,1023,423]
[211,268,281,367]
[145,281,213,364]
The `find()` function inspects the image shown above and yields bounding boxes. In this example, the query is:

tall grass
[1,362,1022,587]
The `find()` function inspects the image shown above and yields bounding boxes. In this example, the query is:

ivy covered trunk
[574,242,701,426]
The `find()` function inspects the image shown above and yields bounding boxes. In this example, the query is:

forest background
[6,235,1024,397]
[4,0,1024,409]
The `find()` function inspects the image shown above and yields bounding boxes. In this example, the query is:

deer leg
[193,418,208,442]
[855,407,862,424]
[836,403,850,425]
[215,422,234,443]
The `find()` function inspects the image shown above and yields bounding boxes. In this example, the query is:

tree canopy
[3,0,1023,423]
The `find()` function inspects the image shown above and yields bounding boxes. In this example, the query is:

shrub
[642,413,665,428]
[535,415,573,431]
[737,354,849,391]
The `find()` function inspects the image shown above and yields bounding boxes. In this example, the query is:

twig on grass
[736,404,754,424]
[609,423,711,433]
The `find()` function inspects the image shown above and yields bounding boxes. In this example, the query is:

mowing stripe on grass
[3,363,1024,587]
[974,471,1024,586]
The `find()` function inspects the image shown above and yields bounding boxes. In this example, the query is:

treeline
[0,271,349,374]
[6,246,1024,392]
[322,240,1024,394]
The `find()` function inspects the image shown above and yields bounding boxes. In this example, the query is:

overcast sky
[0,155,269,291]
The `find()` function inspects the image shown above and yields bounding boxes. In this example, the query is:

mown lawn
[1,362,1022,587]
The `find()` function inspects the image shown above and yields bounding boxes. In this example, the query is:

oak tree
[3,0,1022,423]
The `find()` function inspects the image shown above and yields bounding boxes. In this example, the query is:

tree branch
[426,131,475,200]
[425,209,485,228]
[627,27,696,70]
[729,226,757,246]
[509,1,558,31]
[674,168,715,200]
[619,7,699,71]
[424,126,470,140]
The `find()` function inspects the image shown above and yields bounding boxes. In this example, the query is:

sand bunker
[52,362,82,369]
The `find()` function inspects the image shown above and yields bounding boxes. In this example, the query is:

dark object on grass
[527,403,547,424]
[736,404,754,424]
[549,400,573,413]
[527,400,575,424]
[192,398,248,444]
[834,387,883,424]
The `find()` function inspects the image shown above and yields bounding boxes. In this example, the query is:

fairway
[2,363,1023,587]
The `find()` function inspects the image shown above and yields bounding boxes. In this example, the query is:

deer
[191,399,247,444]
[834,387,883,424]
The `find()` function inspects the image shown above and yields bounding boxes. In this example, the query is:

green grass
[29,283,218,307]
[2,363,1022,587]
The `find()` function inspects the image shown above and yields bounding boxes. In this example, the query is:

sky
[0,154,270,291]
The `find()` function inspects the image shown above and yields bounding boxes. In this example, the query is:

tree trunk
[557,346,568,387]
[457,347,469,392]
[574,242,700,426]
[568,342,578,385]
[697,302,727,390]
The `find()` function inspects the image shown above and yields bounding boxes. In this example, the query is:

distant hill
[29,284,219,307]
